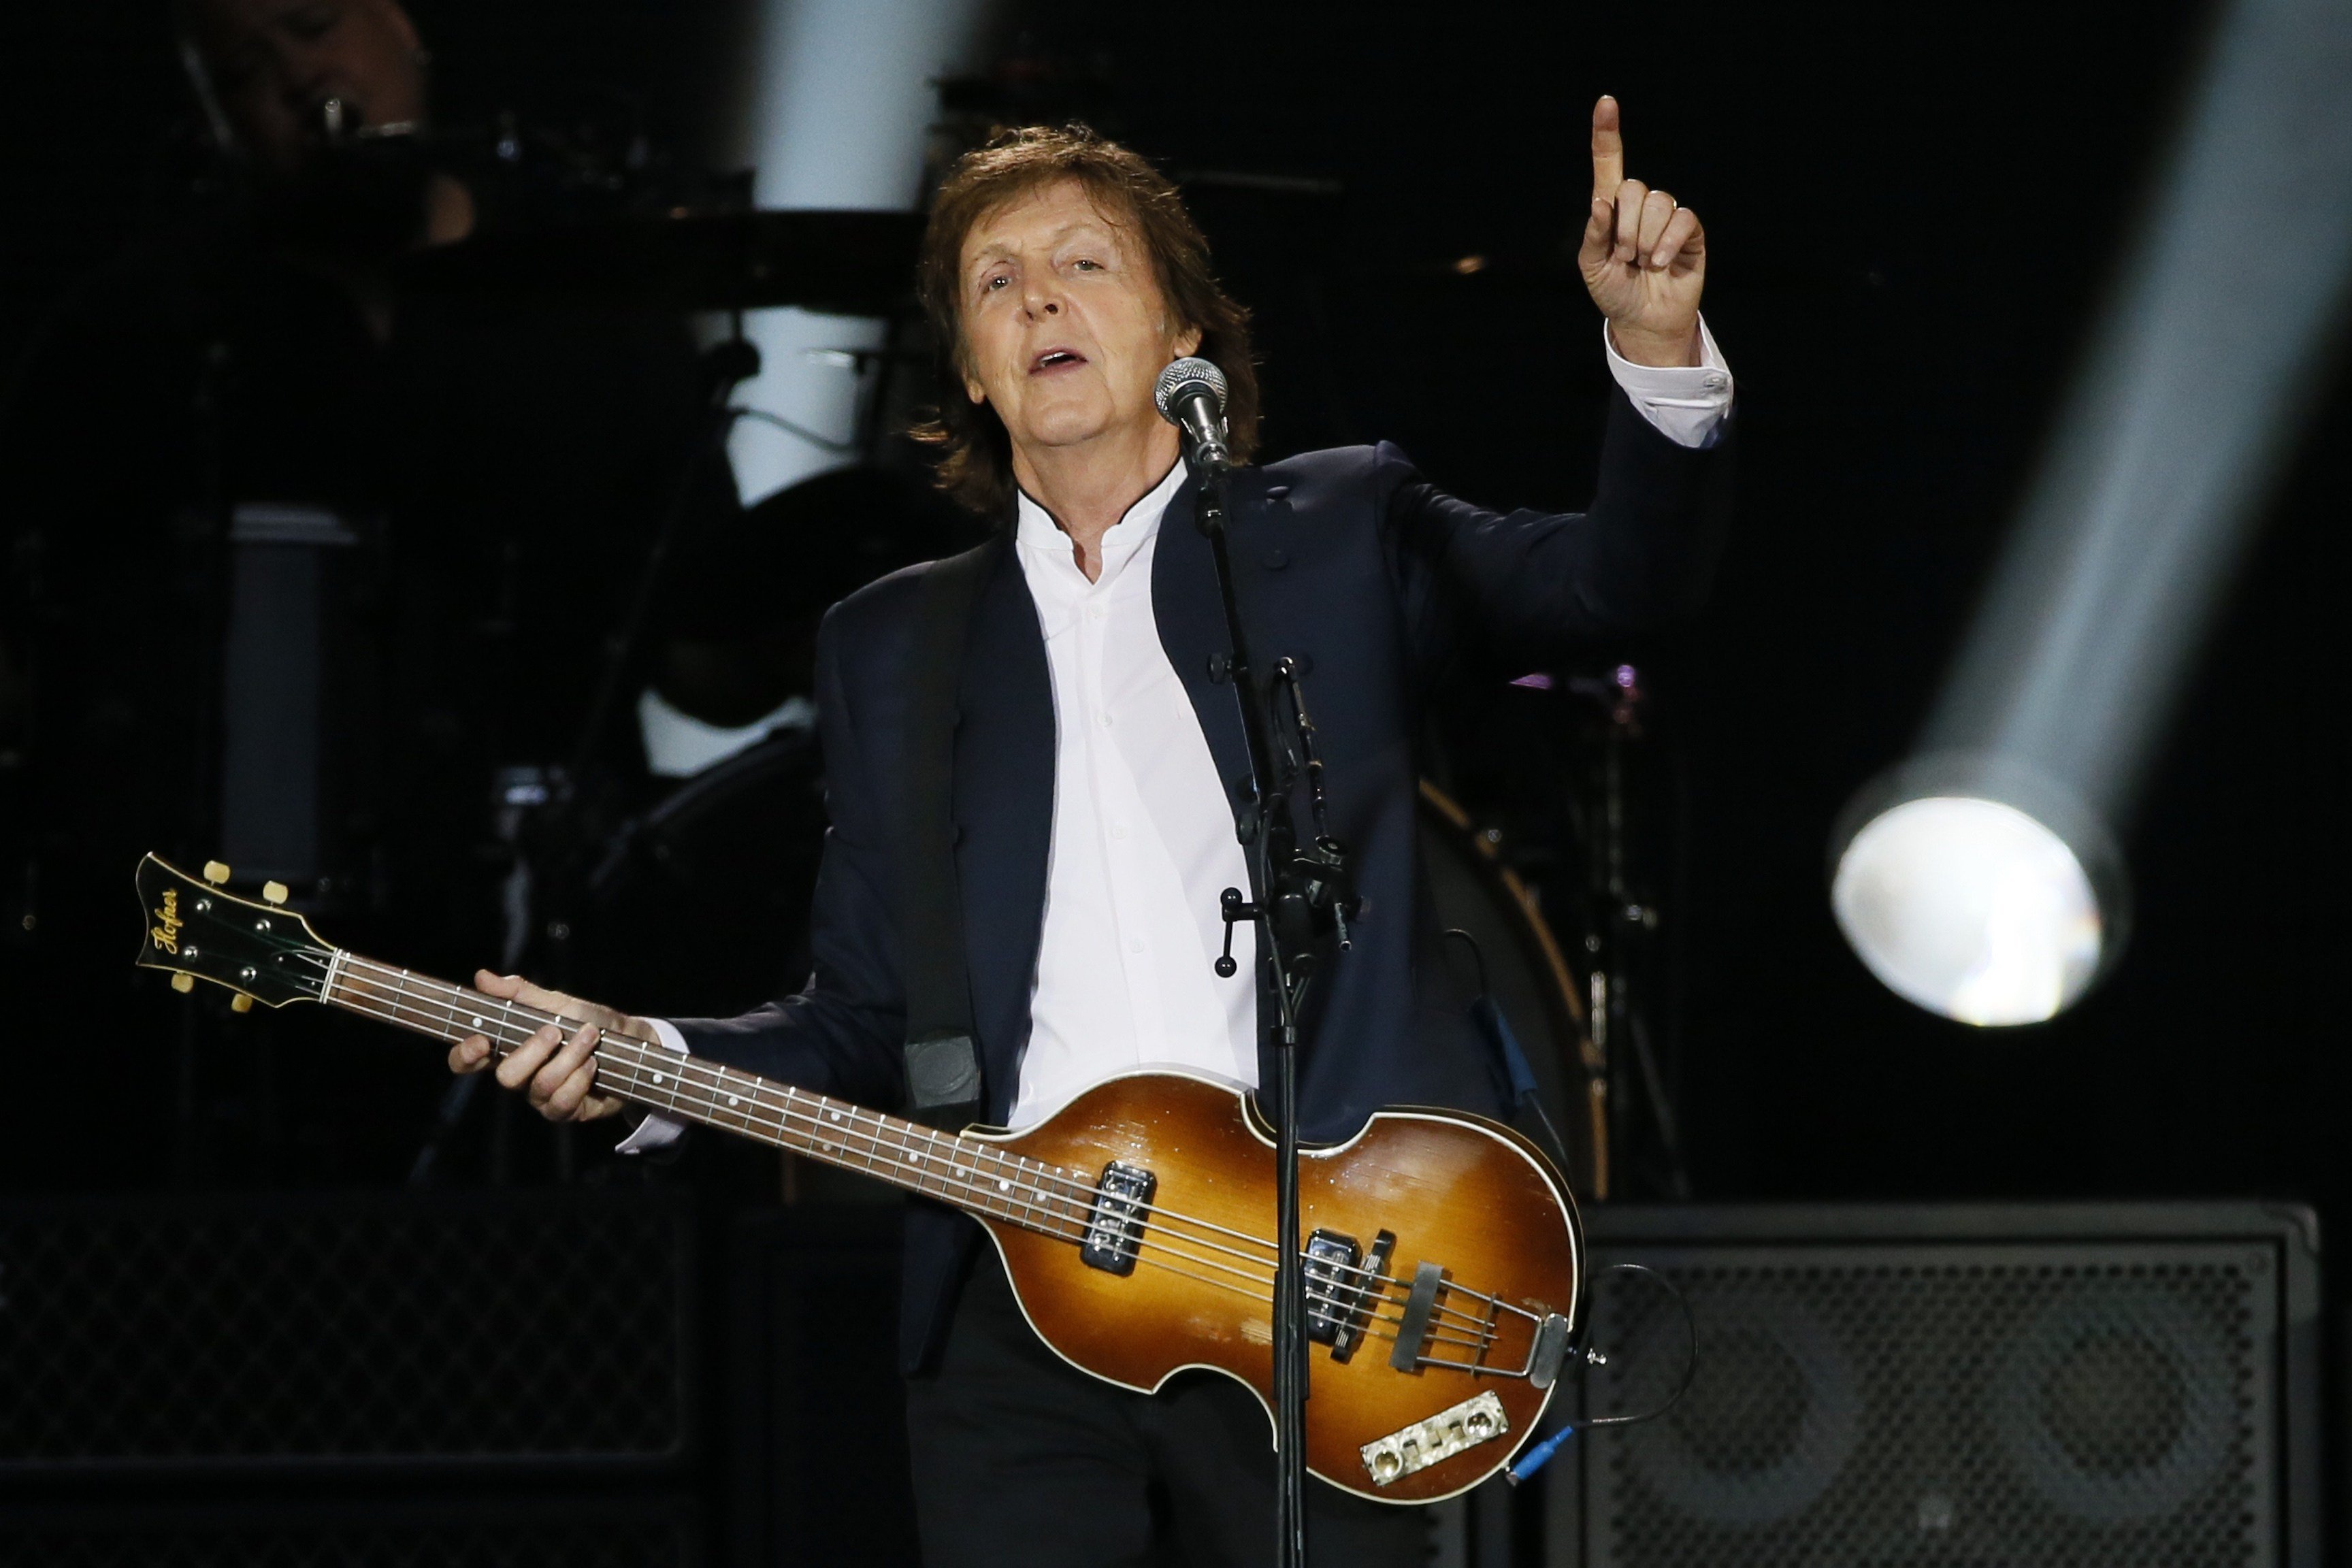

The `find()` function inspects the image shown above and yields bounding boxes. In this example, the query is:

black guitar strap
[896,539,1000,1128]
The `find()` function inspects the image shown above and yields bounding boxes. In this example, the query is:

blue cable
[1506,1423,1577,1485]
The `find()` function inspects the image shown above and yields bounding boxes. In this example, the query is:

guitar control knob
[203,862,231,885]
[230,994,255,1014]
[261,882,289,906]
[171,974,195,994]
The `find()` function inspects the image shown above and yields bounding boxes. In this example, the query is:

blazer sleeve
[1379,386,1735,683]
[663,601,909,1108]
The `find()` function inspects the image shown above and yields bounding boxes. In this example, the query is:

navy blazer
[673,389,1733,1371]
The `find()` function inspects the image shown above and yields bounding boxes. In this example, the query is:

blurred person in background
[0,0,730,1186]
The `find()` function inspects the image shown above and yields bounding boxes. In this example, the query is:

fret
[316,951,1088,1237]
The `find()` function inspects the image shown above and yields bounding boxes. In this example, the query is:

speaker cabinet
[1548,1203,2320,1567]
[0,1191,693,1476]
[0,1496,700,1566]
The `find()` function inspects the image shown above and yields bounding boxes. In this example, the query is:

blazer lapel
[950,540,1056,1120]
[1153,470,1256,817]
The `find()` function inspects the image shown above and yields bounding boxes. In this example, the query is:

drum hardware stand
[1191,455,1358,1568]
[405,320,766,1185]
[1567,664,1689,1198]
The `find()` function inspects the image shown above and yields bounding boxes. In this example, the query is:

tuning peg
[261,881,289,906]
[172,973,195,994]
[203,862,231,885]
[230,994,254,1013]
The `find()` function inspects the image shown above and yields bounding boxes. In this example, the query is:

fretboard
[322,952,1094,1238]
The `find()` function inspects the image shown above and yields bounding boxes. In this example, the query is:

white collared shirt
[625,324,1733,1147]
[1005,458,1258,1125]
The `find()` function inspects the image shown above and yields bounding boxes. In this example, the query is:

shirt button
[1128,937,1145,953]
[1099,712,1114,729]
[1702,372,1727,391]
[1111,823,1128,840]
[1088,607,1106,622]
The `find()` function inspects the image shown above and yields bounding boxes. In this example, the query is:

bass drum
[1417,780,1607,1200]
[575,751,1605,1196]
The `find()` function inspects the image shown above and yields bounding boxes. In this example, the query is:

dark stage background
[3,0,2345,1546]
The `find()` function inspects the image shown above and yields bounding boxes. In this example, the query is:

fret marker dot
[998,1179,1011,1192]
[727,1095,739,1107]
[471,1017,484,1029]
[651,1071,665,1085]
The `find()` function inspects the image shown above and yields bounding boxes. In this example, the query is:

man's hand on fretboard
[448,970,642,1124]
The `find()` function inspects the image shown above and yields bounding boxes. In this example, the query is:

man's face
[956,179,1201,473]
[186,0,427,177]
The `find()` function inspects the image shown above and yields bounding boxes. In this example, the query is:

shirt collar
[1013,457,1190,592]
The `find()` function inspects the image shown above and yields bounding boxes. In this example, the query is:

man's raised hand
[446,970,640,1124]
[1578,95,1706,367]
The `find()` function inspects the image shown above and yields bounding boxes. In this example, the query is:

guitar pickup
[1079,1160,1155,1275]
[1305,1227,1394,1362]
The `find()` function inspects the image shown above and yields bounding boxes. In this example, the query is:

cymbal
[398,208,925,316]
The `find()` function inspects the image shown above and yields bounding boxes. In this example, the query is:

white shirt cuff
[614,1018,691,1153]
[1604,314,1733,449]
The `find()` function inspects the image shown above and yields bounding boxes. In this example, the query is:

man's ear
[1175,324,1203,359]
[964,377,987,405]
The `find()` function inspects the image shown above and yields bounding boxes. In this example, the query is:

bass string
[327,962,1477,1339]
[318,953,1501,1339]
[316,951,1387,1277]
[330,964,1096,1233]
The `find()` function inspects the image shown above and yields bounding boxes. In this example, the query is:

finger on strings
[495,1022,564,1091]
[1590,93,1624,201]
[1636,188,1678,265]
[448,1035,491,1075]
[1654,205,1703,271]
[532,1021,602,1105]
[544,1059,602,1120]
[1614,178,1649,263]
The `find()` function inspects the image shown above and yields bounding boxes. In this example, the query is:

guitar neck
[321,951,1083,1232]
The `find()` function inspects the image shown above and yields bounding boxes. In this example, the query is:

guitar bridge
[1079,1160,1154,1275]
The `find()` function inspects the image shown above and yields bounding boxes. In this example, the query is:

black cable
[1506,1260,1699,1484]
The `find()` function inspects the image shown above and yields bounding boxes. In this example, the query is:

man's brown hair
[911,124,1259,520]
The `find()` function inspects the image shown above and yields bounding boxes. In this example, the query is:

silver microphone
[1154,357,1231,474]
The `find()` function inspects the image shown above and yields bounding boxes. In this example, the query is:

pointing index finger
[1591,94,1624,201]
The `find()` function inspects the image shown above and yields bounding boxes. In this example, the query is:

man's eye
[981,275,1009,293]
[1073,259,1101,272]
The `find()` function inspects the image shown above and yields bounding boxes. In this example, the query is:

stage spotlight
[1832,0,2352,1024]
[1830,760,2126,1028]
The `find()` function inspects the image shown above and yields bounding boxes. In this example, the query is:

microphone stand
[1192,453,1357,1568]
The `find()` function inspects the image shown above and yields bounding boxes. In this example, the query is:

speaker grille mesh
[1586,1243,2276,1566]
[0,1195,689,1471]
[0,1501,695,1567]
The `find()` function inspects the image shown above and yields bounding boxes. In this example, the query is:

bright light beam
[1835,0,2352,1025]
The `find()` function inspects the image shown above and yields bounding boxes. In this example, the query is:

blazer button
[950,823,965,847]
[1265,485,1291,500]
[1262,547,1290,570]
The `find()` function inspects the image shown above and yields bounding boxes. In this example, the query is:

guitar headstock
[133,855,336,1011]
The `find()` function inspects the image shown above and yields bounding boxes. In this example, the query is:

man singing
[448,102,1733,1565]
